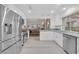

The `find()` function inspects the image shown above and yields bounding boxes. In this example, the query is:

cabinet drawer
[1,38,16,50]
[2,43,17,54]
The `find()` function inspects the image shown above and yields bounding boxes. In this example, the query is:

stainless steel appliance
[63,34,77,54]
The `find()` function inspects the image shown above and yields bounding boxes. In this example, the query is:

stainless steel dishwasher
[63,34,77,54]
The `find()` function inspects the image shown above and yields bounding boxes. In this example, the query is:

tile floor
[20,36,66,54]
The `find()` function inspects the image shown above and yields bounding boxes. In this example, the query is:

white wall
[50,15,62,30]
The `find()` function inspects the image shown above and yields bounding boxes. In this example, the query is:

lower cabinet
[53,32,63,47]
[40,31,54,40]
[0,41,1,53]
[40,31,63,47]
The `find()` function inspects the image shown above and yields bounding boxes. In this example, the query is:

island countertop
[40,29,79,38]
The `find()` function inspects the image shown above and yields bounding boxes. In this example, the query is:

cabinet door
[77,38,79,54]
[40,31,54,40]
[0,41,2,52]
[55,32,63,47]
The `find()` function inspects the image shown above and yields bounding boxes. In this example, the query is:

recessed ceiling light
[63,8,66,10]
[28,10,31,13]
[50,10,54,14]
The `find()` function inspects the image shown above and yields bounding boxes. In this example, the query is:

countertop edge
[40,30,79,38]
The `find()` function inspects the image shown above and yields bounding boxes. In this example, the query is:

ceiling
[4,4,79,19]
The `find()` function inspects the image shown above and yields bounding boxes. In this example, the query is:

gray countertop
[40,29,79,38]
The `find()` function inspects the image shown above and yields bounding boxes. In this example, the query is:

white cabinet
[0,41,1,53]
[40,30,63,47]
[54,32,63,47]
[77,38,79,54]
[40,31,54,41]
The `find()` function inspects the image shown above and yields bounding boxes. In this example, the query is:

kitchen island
[40,30,63,47]
[40,30,79,54]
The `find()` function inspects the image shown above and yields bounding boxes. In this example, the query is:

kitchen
[40,7,79,54]
[26,5,79,54]
[1,4,79,54]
